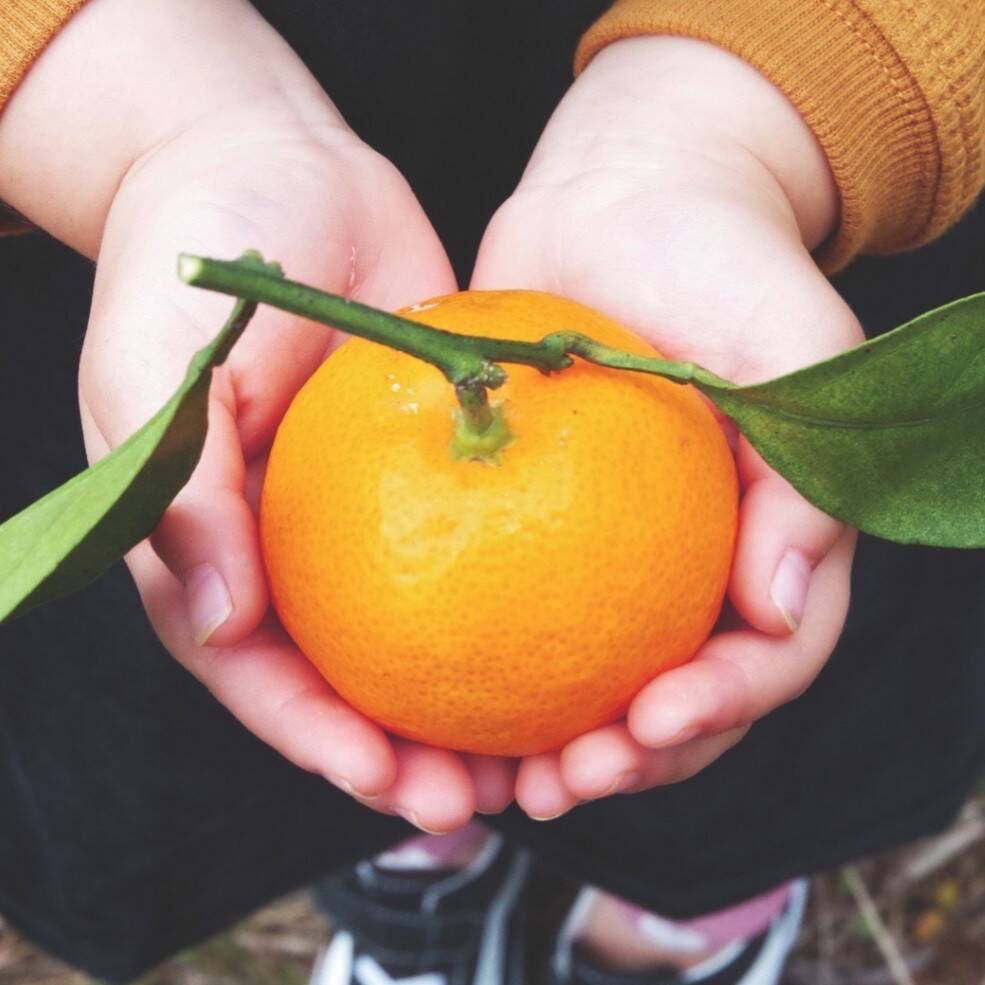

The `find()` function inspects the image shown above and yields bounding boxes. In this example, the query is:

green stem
[179,253,571,390]
[455,382,494,434]
[178,252,736,424]
[543,332,733,391]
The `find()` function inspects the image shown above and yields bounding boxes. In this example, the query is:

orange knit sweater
[2,0,984,269]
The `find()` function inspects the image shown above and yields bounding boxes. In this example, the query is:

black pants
[2,3,984,981]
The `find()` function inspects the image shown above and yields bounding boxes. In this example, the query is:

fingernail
[184,564,233,645]
[602,770,641,796]
[395,808,445,835]
[769,549,811,633]
[640,710,702,748]
[332,776,379,801]
[529,804,578,822]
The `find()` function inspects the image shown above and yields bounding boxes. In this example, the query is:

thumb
[724,266,866,637]
[81,372,269,647]
[148,381,268,646]
[729,441,843,636]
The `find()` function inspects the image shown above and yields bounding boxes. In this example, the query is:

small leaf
[0,253,278,624]
[698,293,985,547]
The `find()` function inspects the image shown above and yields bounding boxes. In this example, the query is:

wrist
[529,36,838,252]
[0,0,345,257]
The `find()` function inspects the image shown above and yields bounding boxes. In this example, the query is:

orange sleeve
[1,0,89,106]
[577,1,985,272]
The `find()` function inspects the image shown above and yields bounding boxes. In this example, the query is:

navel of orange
[260,290,738,756]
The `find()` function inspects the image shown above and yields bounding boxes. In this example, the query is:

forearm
[0,0,345,258]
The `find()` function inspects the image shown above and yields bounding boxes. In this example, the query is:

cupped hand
[471,37,864,820]
[14,1,521,832]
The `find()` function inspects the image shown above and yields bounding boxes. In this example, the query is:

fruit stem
[179,253,571,391]
[455,382,494,434]
[178,253,736,419]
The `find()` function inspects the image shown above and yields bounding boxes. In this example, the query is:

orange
[260,291,738,756]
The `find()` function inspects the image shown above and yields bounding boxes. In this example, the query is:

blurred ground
[788,794,985,985]
[2,791,983,985]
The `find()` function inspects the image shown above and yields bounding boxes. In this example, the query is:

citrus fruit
[260,290,738,756]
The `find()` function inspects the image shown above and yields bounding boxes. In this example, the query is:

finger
[561,722,750,801]
[383,740,476,835]
[629,527,855,748]
[464,754,517,815]
[351,748,490,828]
[629,728,750,788]
[560,724,646,800]
[128,541,398,797]
[515,751,579,821]
[729,439,846,637]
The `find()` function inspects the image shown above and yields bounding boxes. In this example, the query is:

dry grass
[2,794,984,985]
[0,898,328,985]
[788,796,985,984]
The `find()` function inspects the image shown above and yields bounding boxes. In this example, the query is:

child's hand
[0,0,514,831]
[472,37,864,819]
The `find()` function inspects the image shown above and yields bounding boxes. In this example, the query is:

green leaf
[0,253,278,624]
[697,293,985,548]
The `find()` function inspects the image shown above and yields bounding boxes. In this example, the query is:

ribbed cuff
[575,0,939,273]
[1,0,90,107]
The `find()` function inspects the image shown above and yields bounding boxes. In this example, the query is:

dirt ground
[2,792,983,985]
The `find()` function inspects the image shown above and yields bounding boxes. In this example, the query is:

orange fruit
[260,290,737,756]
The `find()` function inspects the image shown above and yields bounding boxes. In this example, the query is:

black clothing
[2,2,984,981]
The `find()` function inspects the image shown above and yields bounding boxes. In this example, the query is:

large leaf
[0,256,275,624]
[699,293,985,547]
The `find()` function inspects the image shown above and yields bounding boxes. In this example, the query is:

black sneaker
[310,832,533,985]
[550,881,808,985]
